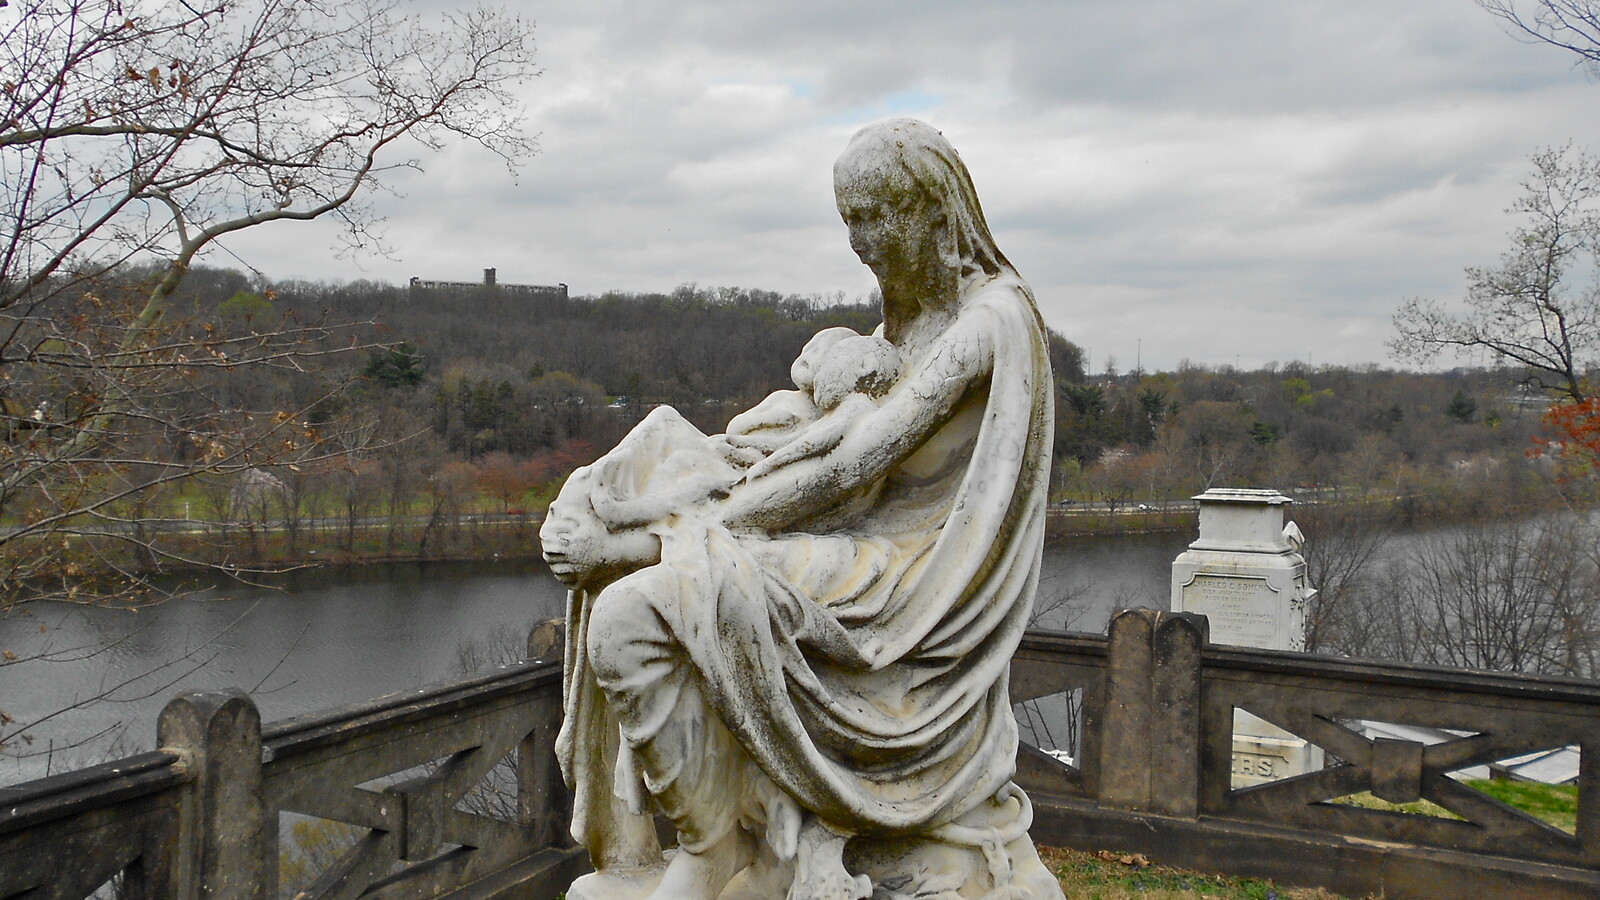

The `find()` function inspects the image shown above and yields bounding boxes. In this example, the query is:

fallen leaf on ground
[1094,850,1150,867]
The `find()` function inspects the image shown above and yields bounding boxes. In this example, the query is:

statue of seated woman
[538,118,1065,900]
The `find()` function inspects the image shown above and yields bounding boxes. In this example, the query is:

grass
[1038,846,1361,899]
[1328,778,1578,834]
[1329,791,1464,820]
[1472,779,1580,832]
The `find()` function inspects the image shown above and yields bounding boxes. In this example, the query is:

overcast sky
[221,0,1600,371]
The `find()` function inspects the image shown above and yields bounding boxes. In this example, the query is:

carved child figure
[542,325,903,581]
[722,327,902,471]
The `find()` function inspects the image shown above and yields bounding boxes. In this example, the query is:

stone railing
[6,611,1600,899]
[0,625,582,900]
[1013,610,1600,900]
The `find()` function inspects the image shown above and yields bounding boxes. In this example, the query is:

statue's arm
[741,395,876,482]
[720,316,993,531]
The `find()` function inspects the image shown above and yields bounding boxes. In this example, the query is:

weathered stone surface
[1172,488,1313,652]
[540,118,1063,900]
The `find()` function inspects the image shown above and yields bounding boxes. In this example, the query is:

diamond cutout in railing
[279,811,369,897]
[354,759,439,794]
[1228,705,1331,791]
[454,747,522,824]
[1013,687,1085,767]
[1440,745,1581,836]
[1012,688,1087,799]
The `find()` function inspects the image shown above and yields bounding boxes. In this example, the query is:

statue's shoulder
[956,275,1039,335]
[960,274,1032,312]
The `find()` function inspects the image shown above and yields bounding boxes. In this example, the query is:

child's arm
[743,395,877,482]
[727,390,807,437]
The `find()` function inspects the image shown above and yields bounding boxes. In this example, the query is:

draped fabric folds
[556,275,1054,850]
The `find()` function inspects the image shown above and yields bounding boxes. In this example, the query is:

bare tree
[1293,501,1395,654]
[0,0,536,762]
[1340,516,1600,677]
[0,0,537,603]
[1481,0,1600,75]
[1391,146,1600,403]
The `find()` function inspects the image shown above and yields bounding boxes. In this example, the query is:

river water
[0,532,1188,786]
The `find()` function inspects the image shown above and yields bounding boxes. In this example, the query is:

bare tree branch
[0,0,538,615]
[1390,146,1600,402]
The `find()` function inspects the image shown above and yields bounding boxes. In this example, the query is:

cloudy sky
[222,0,1600,371]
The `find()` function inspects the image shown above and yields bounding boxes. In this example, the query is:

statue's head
[539,466,661,591]
[791,326,858,392]
[811,334,902,410]
[833,119,1008,291]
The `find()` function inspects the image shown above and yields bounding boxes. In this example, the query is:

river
[0,531,1187,785]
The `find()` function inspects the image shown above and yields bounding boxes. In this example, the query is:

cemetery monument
[1172,488,1321,785]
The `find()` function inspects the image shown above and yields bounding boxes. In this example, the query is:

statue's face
[834,157,943,283]
[540,475,660,590]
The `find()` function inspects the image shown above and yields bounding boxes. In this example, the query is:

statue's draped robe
[557,277,1054,857]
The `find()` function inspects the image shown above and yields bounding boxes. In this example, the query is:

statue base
[570,788,1065,900]
[566,867,664,900]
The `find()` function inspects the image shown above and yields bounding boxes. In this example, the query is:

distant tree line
[234,266,1589,525]
[9,262,1591,586]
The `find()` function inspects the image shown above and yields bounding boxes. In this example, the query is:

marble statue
[539,118,1063,900]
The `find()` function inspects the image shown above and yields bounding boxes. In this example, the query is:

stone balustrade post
[521,619,573,851]
[158,689,268,900]
[1098,608,1208,818]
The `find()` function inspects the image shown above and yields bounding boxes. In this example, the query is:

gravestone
[1171,488,1321,786]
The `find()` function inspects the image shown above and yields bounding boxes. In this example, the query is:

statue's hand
[742,442,807,483]
[708,434,767,468]
[723,430,787,454]
[743,418,849,483]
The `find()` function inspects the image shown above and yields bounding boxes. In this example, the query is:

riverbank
[45,515,549,586]
[1045,508,1194,541]
[34,484,1596,588]
[43,503,1199,582]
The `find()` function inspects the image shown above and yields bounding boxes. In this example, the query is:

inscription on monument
[1183,575,1278,646]
[1232,750,1286,779]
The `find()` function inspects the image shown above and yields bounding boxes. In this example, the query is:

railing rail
[6,612,1600,899]
[0,749,191,898]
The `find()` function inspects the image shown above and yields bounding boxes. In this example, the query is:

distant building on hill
[408,267,567,300]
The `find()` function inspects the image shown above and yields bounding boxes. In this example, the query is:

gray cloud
[217,0,1600,369]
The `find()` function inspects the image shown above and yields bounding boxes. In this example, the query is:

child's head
[791,327,860,392]
[539,466,661,590]
[811,334,902,410]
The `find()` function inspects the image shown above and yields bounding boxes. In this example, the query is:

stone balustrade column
[521,620,573,851]
[158,689,268,900]
[1097,608,1208,818]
